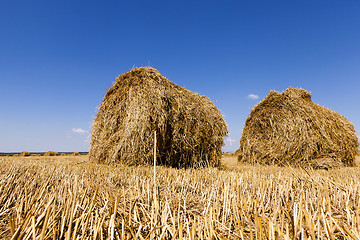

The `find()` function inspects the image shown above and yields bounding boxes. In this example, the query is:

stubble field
[1,154,360,239]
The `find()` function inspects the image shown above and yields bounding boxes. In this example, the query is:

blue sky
[1,0,359,152]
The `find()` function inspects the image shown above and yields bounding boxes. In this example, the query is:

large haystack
[89,67,227,168]
[238,87,359,168]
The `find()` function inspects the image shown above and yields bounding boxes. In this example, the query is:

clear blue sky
[1,0,359,152]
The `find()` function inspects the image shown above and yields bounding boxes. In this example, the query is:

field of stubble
[0,154,360,239]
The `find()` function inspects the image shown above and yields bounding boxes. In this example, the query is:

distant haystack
[44,151,58,156]
[89,67,227,168]
[238,87,359,168]
[20,151,30,157]
[60,153,66,156]
[72,152,80,156]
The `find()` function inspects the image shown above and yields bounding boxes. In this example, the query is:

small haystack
[72,152,80,156]
[89,67,227,168]
[20,151,30,157]
[238,87,359,168]
[44,151,58,156]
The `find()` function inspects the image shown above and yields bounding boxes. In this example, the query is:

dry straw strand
[89,67,228,168]
[237,87,359,168]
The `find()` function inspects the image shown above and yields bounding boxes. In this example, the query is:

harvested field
[1,155,360,239]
